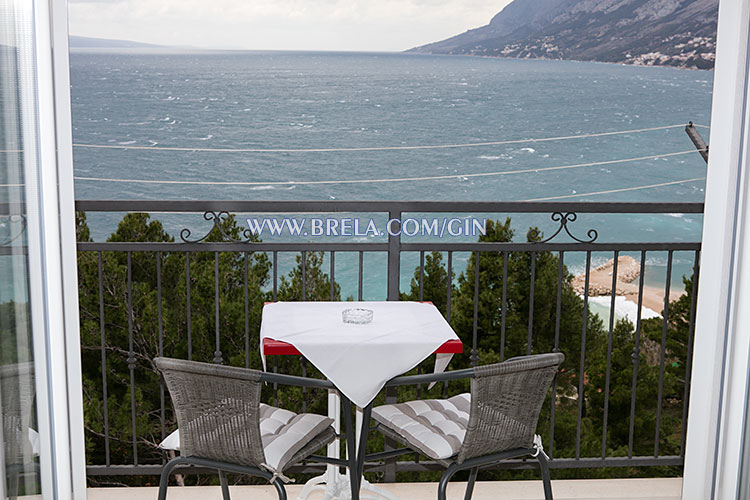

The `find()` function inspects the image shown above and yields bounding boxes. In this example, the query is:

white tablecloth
[260,301,460,407]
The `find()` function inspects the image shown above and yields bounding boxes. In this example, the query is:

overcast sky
[68,0,512,52]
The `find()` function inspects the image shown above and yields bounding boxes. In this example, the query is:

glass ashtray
[342,308,373,325]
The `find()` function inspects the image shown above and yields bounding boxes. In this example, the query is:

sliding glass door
[1,1,43,497]
[1,1,85,498]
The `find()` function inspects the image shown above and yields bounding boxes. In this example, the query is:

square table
[260,301,462,500]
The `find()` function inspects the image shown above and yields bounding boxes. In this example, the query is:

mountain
[69,36,162,49]
[410,0,718,69]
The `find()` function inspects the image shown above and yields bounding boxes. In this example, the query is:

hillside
[410,0,718,69]
[69,36,162,49]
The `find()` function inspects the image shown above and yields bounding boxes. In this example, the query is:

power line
[0,124,712,155]
[71,123,701,153]
[526,177,705,201]
[73,149,702,187]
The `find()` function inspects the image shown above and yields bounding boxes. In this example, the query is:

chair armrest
[504,353,556,363]
[259,371,335,390]
[155,356,335,390]
[385,367,474,387]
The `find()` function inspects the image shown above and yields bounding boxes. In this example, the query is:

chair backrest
[0,362,35,465]
[457,352,564,464]
[154,357,266,468]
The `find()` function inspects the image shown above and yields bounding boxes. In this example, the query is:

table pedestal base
[296,470,399,500]
[296,391,399,500]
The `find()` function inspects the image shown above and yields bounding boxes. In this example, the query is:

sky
[68,0,513,52]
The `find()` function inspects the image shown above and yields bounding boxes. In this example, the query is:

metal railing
[74,200,702,479]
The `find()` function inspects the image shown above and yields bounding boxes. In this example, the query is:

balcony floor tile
[87,477,681,500]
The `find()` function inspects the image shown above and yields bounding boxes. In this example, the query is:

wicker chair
[1,362,37,500]
[155,357,344,500]
[369,352,564,500]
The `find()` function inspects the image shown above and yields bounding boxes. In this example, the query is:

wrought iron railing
[73,200,702,479]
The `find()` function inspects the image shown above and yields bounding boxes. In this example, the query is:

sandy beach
[572,256,684,314]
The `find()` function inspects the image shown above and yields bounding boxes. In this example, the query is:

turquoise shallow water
[66,50,711,301]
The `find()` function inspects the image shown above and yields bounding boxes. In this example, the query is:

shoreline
[573,255,685,315]
[404,50,712,71]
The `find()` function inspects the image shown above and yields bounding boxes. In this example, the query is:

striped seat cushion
[372,393,470,460]
[258,404,333,471]
[159,403,334,472]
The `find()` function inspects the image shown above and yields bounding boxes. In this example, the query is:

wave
[588,295,661,321]
[477,153,513,160]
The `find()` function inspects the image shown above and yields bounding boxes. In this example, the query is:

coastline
[403,51,712,71]
[573,256,685,318]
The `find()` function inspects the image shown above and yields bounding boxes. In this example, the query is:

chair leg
[158,457,186,500]
[463,467,478,500]
[219,470,231,500]
[272,478,288,500]
[438,464,460,500]
[536,453,553,500]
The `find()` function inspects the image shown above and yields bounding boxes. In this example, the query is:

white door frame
[682,0,750,498]
[50,0,88,497]
[21,0,87,498]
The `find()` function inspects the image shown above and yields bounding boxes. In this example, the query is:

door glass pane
[0,0,41,497]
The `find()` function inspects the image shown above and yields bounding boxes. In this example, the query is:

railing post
[385,209,400,482]
[387,210,401,301]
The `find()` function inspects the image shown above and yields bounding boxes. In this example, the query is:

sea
[68,50,712,307]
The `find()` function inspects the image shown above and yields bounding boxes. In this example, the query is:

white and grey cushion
[160,403,334,472]
[372,393,470,461]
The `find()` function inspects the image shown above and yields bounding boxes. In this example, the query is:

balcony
[86,477,683,499]
[74,199,701,496]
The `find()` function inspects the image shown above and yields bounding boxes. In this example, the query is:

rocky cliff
[410,0,718,69]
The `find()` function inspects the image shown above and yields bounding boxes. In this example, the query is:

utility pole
[685,121,709,164]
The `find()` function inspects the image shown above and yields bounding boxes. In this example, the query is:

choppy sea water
[67,50,712,303]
